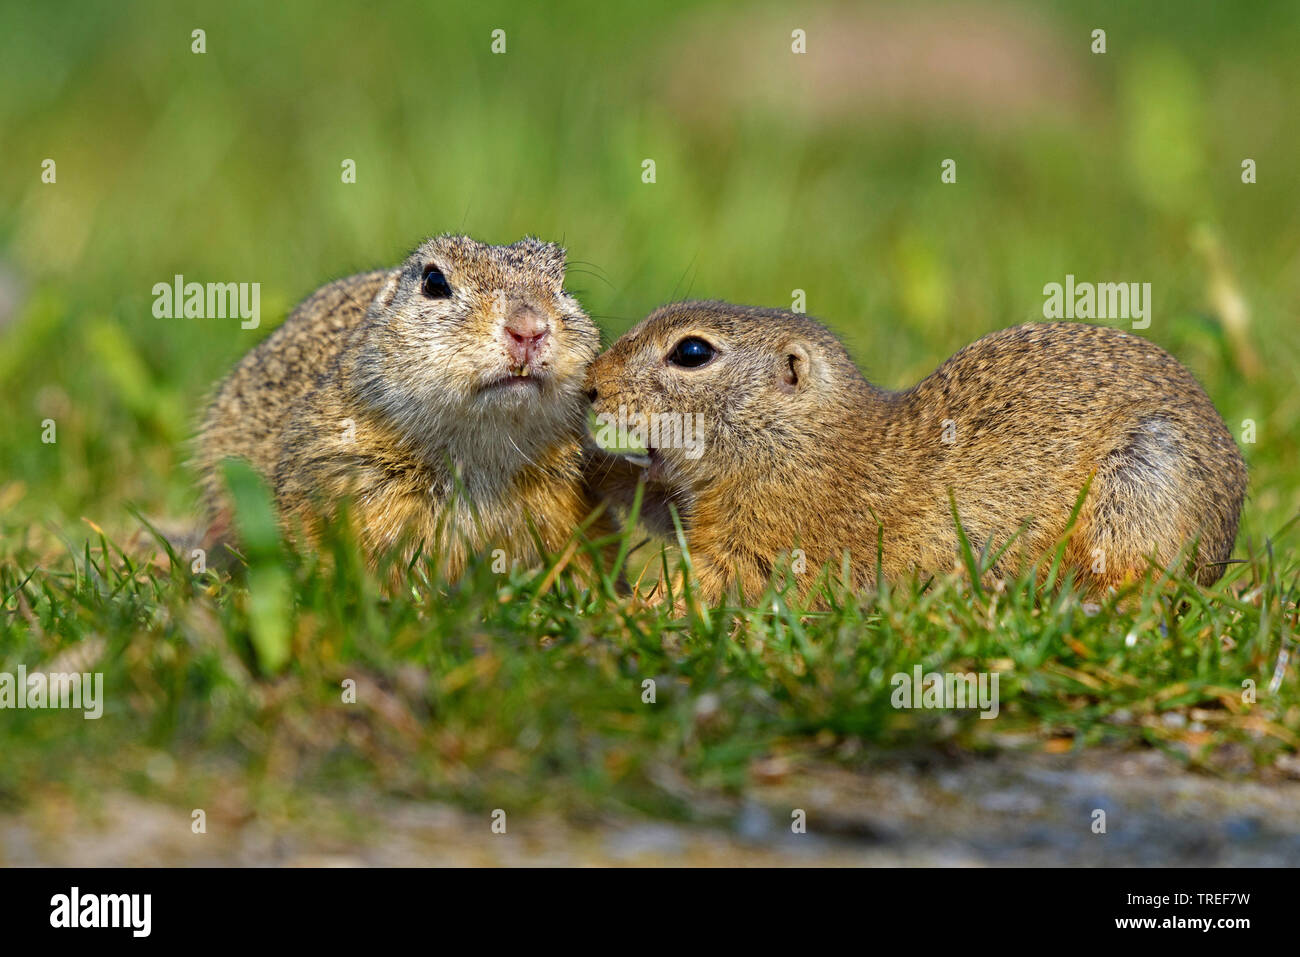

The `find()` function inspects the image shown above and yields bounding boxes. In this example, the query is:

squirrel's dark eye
[668,337,715,368]
[422,267,452,299]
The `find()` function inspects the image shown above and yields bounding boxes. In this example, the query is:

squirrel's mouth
[622,446,652,468]
[624,446,667,483]
[481,368,545,393]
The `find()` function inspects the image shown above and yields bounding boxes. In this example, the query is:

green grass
[1,487,1297,820]
[1,0,1299,821]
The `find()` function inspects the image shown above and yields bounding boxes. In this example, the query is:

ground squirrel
[586,301,1247,604]
[197,234,612,579]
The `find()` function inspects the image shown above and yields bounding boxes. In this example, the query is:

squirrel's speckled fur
[587,301,1247,604]
[197,235,611,578]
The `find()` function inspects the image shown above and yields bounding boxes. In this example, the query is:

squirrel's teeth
[518,364,530,378]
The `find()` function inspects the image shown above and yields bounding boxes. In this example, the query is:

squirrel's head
[355,234,599,446]
[586,300,866,499]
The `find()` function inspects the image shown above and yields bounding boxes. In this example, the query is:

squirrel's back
[886,322,1246,585]
[195,270,388,512]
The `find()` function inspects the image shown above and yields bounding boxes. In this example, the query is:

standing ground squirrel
[586,301,1247,604]
[196,234,612,579]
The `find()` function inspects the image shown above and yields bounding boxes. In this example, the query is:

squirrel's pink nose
[504,307,550,366]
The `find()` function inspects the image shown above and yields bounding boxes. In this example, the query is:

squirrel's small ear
[372,270,401,311]
[778,342,812,394]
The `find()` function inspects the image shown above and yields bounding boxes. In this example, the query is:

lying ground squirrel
[586,301,1247,604]
[197,234,613,579]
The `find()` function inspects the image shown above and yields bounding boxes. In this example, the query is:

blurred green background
[1,0,1297,545]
